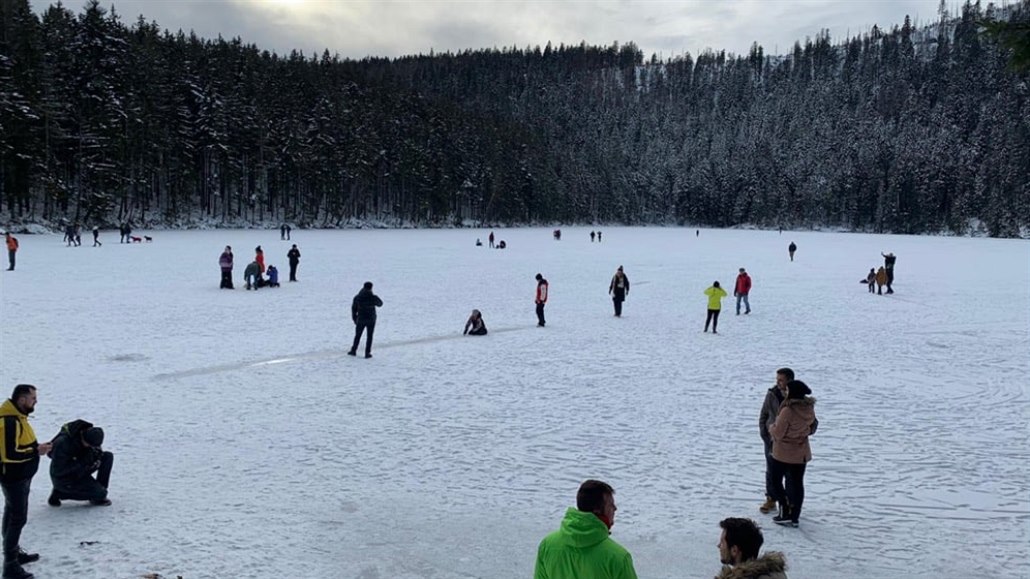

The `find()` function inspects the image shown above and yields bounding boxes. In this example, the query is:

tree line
[0,0,1027,236]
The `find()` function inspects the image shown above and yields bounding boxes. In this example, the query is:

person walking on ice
[609,266,630,317]
[535,273,549,327]
[865,268,876,293]
[881,252,896,294]
[91,226,101,247]
[704,281,727,333]
[735,267,752,315]
[348,282,383,358]
[287,244,301,282]
[788,242,797,262]
[4,232,17,271]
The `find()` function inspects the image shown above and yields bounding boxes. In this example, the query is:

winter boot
[89,498,112,506]
[346,350,356,356]
[772,503,793,525]
[2,561,33,579]
[47,493,60,507]
[759,496,777,514]
[14,550,38,565]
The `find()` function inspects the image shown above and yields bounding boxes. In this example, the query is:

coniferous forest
[1,0,1028,236]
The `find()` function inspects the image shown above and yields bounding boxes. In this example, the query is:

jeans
[736,293,750,314]
[1,478,31,561]
[535,303,546,326]
[351,320,376,355]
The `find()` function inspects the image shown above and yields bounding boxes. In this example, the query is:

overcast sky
[33,0,954,60]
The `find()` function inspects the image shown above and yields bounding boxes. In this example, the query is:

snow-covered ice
[0,227,1027,579]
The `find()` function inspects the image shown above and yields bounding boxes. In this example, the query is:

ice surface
[0,227,1027,579]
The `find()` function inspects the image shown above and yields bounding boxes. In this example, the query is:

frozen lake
[0,226,1027,579]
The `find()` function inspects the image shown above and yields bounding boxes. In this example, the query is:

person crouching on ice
[48,421,113,507]
[464,309,488,336]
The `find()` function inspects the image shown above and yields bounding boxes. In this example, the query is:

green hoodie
[534,508,638,579]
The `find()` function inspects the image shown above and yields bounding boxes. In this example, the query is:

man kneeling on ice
[47,420,113,507]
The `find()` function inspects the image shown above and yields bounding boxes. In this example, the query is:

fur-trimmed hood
[714,551,788,579]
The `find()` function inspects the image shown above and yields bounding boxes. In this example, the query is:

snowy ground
[0,227,1027,579]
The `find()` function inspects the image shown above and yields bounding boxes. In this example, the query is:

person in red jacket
[4,233,17,271]
[535,273,549,327]
[255,246,265,274]
[735,267,752,315]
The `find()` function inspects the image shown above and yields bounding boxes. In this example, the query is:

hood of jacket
[556,508,610,549]
[782,397,816,419]
[715,552,788,579]
[0,399,25,420]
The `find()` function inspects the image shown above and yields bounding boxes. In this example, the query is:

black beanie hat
[83,427,104,447]
[786,380,812,400]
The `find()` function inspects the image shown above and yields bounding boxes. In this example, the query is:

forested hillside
[1,0,1027,235]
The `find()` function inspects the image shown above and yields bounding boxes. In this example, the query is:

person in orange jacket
[5,232,18,271]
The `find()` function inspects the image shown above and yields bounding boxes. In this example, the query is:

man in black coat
[47,420,113,507]
[287,244,301,282]
[348,282,383,358]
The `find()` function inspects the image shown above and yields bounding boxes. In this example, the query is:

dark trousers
[705,309,721,332]
[351,320,376,355]
[289,262,298,281]
[763,441,779,498]
[536,303,546,326]
[613,298,623,316]
[220,270,234,289]
[6,250,14,270]
[868,282,875,293]
[1,478,31,561]
[53,452,113,502]
[93,234,101,247]
[770,458,807,522]
[886,269,894,293]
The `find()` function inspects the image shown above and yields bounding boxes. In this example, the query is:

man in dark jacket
[758,368,817,515]
[47,420,112,507]
[715,517,788,579]
[348,282,383,358]
[609,266,630,317]
[881,252,896,293]
[0,385,52,579]
[287,244,301,282]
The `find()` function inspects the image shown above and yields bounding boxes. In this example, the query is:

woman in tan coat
[769,380,817,527]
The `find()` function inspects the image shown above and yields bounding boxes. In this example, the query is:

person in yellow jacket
[0,384,51,578]
[534,480,638,579]
[704,281,728,334]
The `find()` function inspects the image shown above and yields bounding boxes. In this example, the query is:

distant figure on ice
[489,231,495,248]
[715,517,788,579]
[597,230,602,242]
[609,265,630,317]
[463,309,488,335]
[4,232,17,271]
[535,273,549,327]
[47,420,113,507]
[788,242,797,262]
[735,268,752,315]
[348,282,383,358]
[219,246,234,289]
[92,226,101,247]
[881,252,896,294]
[704,281,727,333]
[590,231,596,242]
[533,479,638,579]
[285,224,291,240]
[553,229,561,241]
[475,238,482,247]
[266,265,280,287]
[255,246,265,275]
[875,266,887,295]
[769,380,817,528]
[244,261,261,290]
[865,268,876,293]
[696,229,699,237]
[280,224,286,240]
[118,223,127,243]
[287,244,301,282]
[497,240,507,249]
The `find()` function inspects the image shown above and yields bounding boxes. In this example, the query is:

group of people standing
[218,243,301,290]
[864,252,897,295]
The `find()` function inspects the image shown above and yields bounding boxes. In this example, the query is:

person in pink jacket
[769,380,817,528]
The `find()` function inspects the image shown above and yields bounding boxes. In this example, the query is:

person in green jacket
[534,479,638,579]
[704,281,728,334]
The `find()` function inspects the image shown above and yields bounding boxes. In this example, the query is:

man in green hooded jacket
[534,479,638,579]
